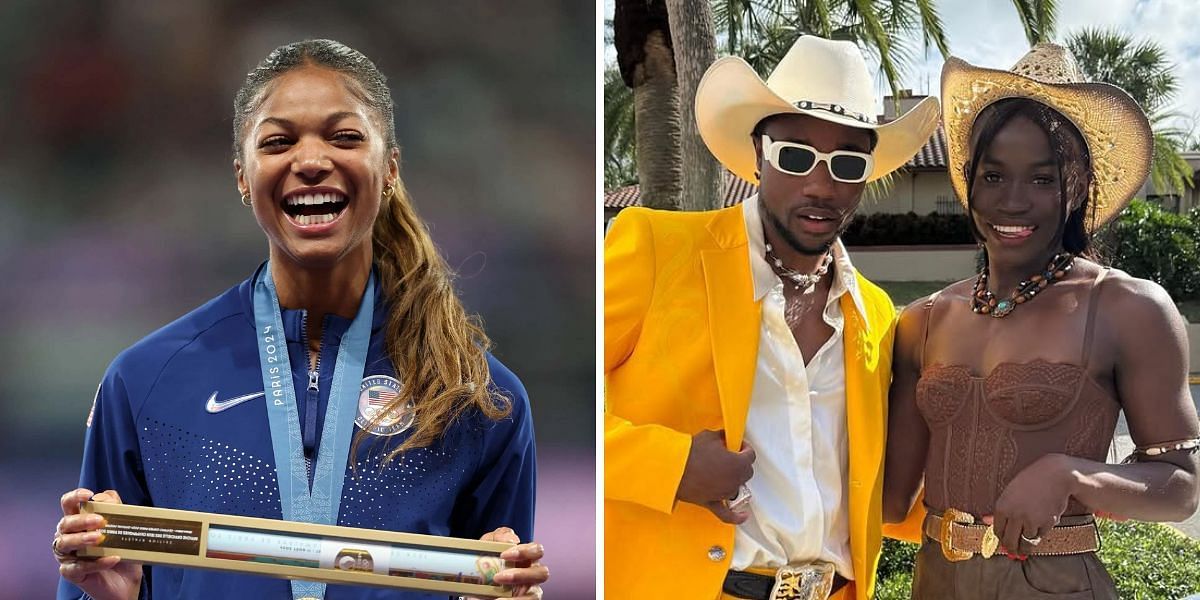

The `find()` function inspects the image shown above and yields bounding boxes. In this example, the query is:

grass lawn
[875,281,953,308]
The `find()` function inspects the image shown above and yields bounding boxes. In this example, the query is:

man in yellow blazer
[605,35,938,600]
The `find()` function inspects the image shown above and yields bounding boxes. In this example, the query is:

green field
[875,281,952,308]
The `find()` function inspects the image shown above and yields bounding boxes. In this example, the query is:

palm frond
[847,0,902,95]
[1146,109,1194,195]
[603,65,639,189]
[1151,130,1193,196]
[912,0,949,57]
[865,169,897,203]
[1008,0,1055,46]
[1033,0,1057,43]
[1009,0,1037,46]
[804,0,834,38]
[1066,27,1177,114]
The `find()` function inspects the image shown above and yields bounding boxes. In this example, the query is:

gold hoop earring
[381,183,395,200]
[240,192,252,207]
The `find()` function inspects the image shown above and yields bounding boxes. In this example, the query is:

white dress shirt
[730,196,866,579]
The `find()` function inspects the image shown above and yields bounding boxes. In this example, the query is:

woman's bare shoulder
[896,277,976,338]
[1087,264,1187,346]
[1092,266,1178,315]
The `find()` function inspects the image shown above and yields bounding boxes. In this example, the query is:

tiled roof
[603,124,948,208]
[605,171,758,209]
[604,183,641,208]
[909,124,947,169]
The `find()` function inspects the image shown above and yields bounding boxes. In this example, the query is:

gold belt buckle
[939,508,1000,562]
[769,562,835,600]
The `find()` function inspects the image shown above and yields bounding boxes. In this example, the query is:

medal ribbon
[253,262,375,600]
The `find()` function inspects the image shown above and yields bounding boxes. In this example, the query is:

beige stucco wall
[847,245,978,282]
[863,170,956,215]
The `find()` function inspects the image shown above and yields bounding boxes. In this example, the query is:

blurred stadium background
[0,1,596,597]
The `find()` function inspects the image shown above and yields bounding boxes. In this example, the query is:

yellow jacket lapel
[701,248,760,450]
[700,208,761,450]
[842,287,881,598]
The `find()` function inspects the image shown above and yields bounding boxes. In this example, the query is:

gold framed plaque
[76,502,513,598]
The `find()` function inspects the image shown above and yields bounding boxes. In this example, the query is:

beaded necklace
[765,243,833,292]
[972,252,1075,318]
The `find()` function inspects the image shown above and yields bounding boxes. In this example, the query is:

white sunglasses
[760,134,874,183]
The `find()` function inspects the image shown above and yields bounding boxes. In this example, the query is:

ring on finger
[723,485,752,511]
[1020,534,1042,546]
[52,536,73,560]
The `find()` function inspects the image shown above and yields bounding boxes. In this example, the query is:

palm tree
[1008,0,1057,46]
[666,0,723,210]
[613,0,684,209]
[1066,27,1174,113]
[604,65,638,189]
[1066,27,1193,196]
[711,0,950,95]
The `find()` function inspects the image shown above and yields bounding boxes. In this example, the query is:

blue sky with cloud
[881,0,1200,124]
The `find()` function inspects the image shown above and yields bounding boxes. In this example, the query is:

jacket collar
[238,261,388,334]
[740,196,869,326]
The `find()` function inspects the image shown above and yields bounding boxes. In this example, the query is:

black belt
[722,570,849,599]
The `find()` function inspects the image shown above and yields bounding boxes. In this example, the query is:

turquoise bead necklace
[971,252,1075,318]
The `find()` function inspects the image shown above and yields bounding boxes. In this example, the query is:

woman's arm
[1069,276,1199,519]
[57,365,150,600]
[991,276,1200,555]
[883,300,933,524]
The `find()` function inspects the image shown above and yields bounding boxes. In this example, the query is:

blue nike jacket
[58,264,536,600]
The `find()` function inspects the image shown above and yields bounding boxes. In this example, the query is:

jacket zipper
[299,311,323,487]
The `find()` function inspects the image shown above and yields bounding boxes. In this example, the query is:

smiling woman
[237,64,390,274]
[50,39,548,600]
[883,44,1200,600]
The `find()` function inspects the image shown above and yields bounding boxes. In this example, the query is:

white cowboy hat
[941,43,1152,232]
[696,34,940,184]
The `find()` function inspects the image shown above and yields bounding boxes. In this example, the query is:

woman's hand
[55,488,142,600]
[472,526,547,599]
[988,454,1076,557]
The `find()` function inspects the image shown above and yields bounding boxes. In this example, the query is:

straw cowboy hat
[942,43,1153,231]
[695,35,940,184]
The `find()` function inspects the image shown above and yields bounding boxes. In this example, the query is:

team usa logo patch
[356,375,414,437]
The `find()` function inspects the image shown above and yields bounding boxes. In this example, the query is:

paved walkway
[1109,384,1200,539]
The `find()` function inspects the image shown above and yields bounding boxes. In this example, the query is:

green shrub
[873,572,913,600]
[1104,199,1200,301]
[873,521,1200,599]
[1095,519,1200,599]
[843,212,974,246]
[876,537,918,584]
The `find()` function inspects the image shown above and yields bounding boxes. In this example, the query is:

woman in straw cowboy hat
[883,44,1200,598]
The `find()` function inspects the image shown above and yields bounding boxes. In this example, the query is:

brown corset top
[915,270,1121,516]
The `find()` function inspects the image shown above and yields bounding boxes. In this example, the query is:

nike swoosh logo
[205,391,266,413]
